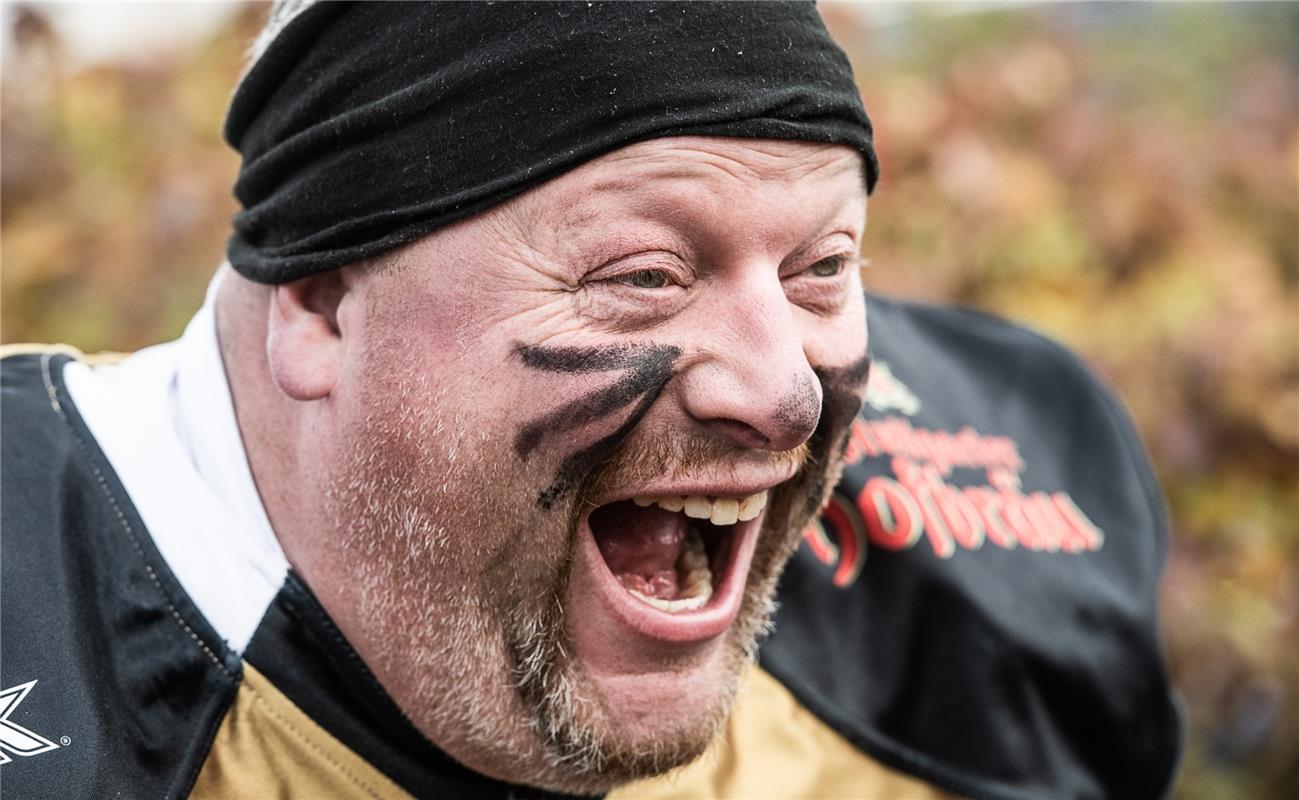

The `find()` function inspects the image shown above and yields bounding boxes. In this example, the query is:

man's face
[316,136,869,791]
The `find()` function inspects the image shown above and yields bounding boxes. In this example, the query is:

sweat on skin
[216,136,872,793]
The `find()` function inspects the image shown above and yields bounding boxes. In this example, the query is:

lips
[575,491,768,646]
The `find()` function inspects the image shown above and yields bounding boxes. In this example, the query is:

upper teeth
[632,491,767,525]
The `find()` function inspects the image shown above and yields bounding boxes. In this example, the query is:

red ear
[265,271,346,401]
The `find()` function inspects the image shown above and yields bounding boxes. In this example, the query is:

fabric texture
[225,1,878,284]
[190,664,411,800]
[0,351,240,800]
[611,667,954,800]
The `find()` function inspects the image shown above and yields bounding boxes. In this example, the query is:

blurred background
[2,2,1295,796]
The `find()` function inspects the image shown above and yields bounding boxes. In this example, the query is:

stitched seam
[41,353,62,411]
[173,672,244,800]
[40,354,233,676]
[242,678,390,800]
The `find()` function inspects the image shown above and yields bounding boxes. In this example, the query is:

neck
[215,268,316,579]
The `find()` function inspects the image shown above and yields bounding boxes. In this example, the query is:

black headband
[225,1,879,285]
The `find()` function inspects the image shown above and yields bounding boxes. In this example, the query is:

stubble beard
[322,373,849,794]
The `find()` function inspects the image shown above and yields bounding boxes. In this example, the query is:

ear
[265,270,348,401]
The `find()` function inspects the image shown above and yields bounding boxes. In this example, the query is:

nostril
[705,418,772,449]
[676,362,822,451]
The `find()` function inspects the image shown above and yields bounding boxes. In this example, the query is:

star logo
[0,681,60,764]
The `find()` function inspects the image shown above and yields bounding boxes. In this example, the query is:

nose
[675,278,822,452]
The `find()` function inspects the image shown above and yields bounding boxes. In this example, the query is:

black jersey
[0,294,1181,799]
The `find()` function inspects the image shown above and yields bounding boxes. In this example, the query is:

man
[1,3,1181,799]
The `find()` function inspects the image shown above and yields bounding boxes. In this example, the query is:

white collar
[64,267,289,653]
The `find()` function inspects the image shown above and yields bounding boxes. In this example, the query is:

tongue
[591,502,687,600]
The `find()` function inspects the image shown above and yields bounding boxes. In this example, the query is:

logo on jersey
[805,363,1105,588]
[863,361,920,416]
[0,681,60,764]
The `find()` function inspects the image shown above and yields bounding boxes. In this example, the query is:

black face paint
[815,350,871,429]
[515,343,657,375]
[801,351,872,515]
[514,342,681,509]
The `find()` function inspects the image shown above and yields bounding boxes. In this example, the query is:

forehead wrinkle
[609,150,858,218]
[595,136,862,182]
[575,179,845,238]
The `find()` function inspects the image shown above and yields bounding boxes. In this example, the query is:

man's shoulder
[1,345,140,496]
[1,344,133,447]
[0,345,241,798]
[1,343,131,368]
[761,293,1182,800]
[865,293,1120,401]
[2,348,83,473]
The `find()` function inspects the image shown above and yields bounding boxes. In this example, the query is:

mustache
[582,430,811,505]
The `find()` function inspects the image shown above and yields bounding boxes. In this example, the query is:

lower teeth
[628,526,713,613]
[628,588,711,612]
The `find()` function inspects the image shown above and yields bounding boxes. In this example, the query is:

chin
[513,630,742,794]
[325,362,858,794]
[504,482,801,793]
[582,630,740,741]
[587,655,736,780]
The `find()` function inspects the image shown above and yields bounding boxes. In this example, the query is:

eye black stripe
[514,353,675,458]
[535,383,668,510]
[514,342,681,508]
[514,343,656,375]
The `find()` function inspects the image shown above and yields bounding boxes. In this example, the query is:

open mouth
[587,491,768,616]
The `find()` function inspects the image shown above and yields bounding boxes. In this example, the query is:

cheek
[357,261,513,364]
[506,341,682,509]
[801,291,868,370]
[506,368,640,464]
[348,294,518,425]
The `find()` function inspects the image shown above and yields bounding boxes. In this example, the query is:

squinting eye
[807,255,847,278]
[612,269,672,289]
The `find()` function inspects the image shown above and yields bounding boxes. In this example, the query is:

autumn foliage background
[2,3,1295,797]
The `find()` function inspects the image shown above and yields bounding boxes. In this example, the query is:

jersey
[0,293,1182,799]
